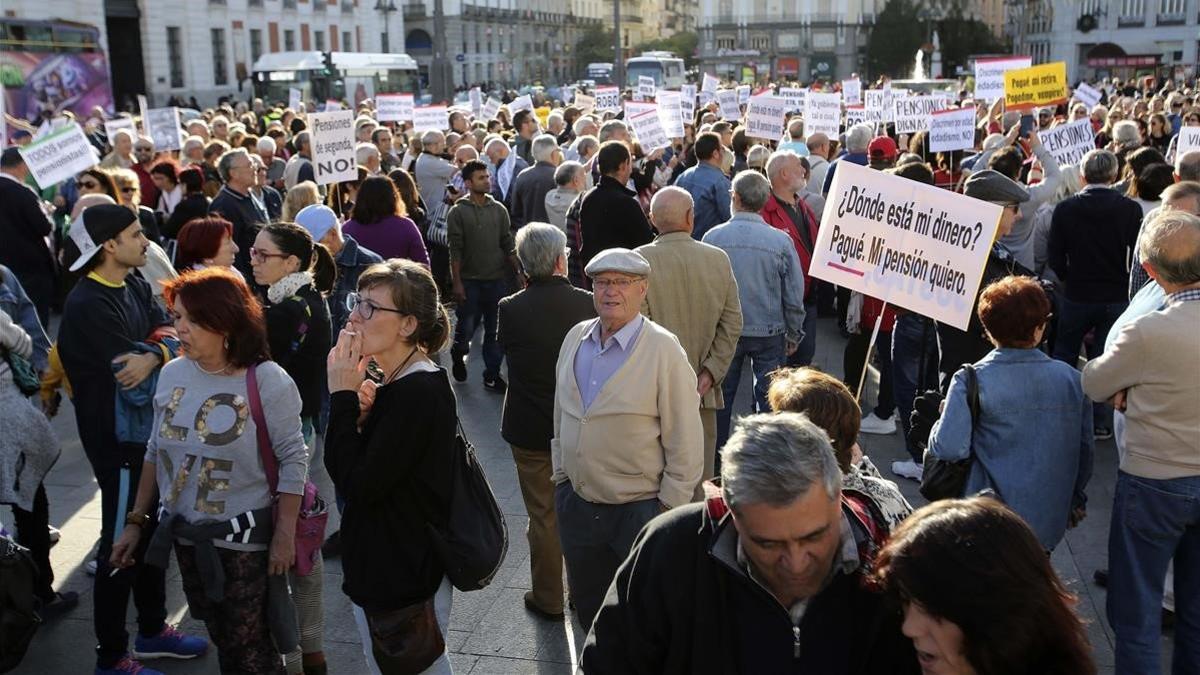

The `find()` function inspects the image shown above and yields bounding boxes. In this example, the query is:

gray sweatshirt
[146,359,308,550]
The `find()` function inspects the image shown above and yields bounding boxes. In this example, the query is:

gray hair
[575,135,599,158]
[483,136,509,154]
[732,170,771,211]
[355,142,380,165]
[294,130,311,152]
[1163,180,1200,210]
[573,116,597,137]
[747,145,771,170]
[421,130,446,150]
[1138,210,1200,285]
[1176,150,1200,182]
[1081,149,1119,185]
[216,147,250,183]
[598,119,628,143]
[765,149,801,180]
[787,118,804,140]
[1112,120,1141,148]
[531,134,560,163]
[256,135,276,153]
[845,124,873,153]
[721,413,842,513]
[515,222,567,279]
[554,160,583,187]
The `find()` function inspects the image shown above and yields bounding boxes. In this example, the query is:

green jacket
[447,194,514,281]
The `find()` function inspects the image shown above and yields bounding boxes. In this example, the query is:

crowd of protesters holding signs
[0,62,1197,675]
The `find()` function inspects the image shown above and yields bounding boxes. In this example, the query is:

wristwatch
[125,511,150,528]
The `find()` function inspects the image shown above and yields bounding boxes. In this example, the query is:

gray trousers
[555,482,660,633]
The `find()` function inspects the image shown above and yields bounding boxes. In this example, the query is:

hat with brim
[68,203,137,272]
[584,248,651,278]
[963,169,1030,205]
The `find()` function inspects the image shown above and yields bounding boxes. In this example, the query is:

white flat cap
[585,248,651,277]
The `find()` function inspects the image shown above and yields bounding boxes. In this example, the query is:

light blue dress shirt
[573,315,644,411]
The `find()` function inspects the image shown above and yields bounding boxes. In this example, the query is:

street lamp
[374,0,398,53]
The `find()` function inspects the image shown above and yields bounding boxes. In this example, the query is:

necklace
[195,359,232,375]
[384,347,420,385]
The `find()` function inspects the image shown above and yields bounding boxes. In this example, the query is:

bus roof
[251,51,417,73]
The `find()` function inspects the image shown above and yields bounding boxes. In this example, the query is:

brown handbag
[366,599,445,674]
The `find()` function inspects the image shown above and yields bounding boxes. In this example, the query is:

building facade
[696,0,884,83]
[1014,0,1198,81]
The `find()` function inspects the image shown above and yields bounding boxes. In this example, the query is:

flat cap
[585,248,651,278]
[963,169,1030,204]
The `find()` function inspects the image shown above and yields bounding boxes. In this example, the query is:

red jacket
[760,193,820,302]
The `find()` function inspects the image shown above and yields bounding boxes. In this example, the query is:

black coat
[0,175,55,294]
[263,283,332,419]
[497,276,596,451]
[936,243,1033,379]
[1048,186,1142,303]
[578,175,654,273]
[162,193,211,239]
[210,185,269,278]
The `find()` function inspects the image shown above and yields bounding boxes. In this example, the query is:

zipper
[792,625,801,658]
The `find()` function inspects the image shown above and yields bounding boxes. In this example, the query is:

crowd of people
[0,70,1197,675]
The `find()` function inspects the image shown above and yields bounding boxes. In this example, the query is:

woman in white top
[150,159,184,218]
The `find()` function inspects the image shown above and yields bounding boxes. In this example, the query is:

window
[716,36,735,50]
[249,29,263,64]
[284,29,295,51]
[1159,0,1185,11]
[1119,0,1145,21]
[167,26,184,88]
[343,31,352,51]
[750,35,769,50]
[211,28,228,85]
[315,30,325,51]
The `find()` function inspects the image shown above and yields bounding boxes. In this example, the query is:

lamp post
[613,0,623,90]
[374,0,398,53]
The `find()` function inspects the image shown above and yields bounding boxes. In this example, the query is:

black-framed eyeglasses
[346,292,405,320]
[248,247,289,262]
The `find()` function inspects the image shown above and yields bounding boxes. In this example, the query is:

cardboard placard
[288,88,303,112]
[1177,127,1200,158]
[928,106,976,153]
[144,107,181,151]
[508,95,534,115]
[736,85,751,105]
[594,86,620,112]
[103,117,136,144]
[481,96,503,121]
[1037,118,1096,167]
[412,105,448,132]
[655,90,685,139]
[680,84,697,122]
[745,95,787,142]
[805,92,843,138]
[702,73,720,93]
[1073,82,1103,109]
[844,105,868,129]
[842,79,862,106]
[376,93,415,122]
[308,110,357,186]
[324,99,342,111]
[1005,62,1068,111]
[574,93,595,116]
[637,76,656,101]
[893,94,949,134]
[974,56,1032,102]
[716,89,741,121]
[780,87,807,111]
[469,87,482,116]
[628,105,670,151]
[18,123,99,190]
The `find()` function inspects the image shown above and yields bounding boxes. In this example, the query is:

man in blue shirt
[821,123,873,196]
[673,132,732,240]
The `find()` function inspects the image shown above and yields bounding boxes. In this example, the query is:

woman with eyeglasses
[249,222,334,674]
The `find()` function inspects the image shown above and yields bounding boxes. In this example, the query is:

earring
[224,338,230,350]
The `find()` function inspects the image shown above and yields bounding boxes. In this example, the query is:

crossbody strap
[246,364,279,495]
[962,363,1002,500]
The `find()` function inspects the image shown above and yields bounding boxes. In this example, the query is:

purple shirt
[572,315,644,411]
[342,214,430,265]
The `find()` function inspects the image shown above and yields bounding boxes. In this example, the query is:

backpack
[425,423,508,592]
[0,536,40,673]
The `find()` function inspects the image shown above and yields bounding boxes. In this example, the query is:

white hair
[532,134,560,163]
[846,124,873,153]
[765,149,802,180]
[355,142,381,165]
[484,137,509,154]
[573,116,597,136]
[421,130,446,149]
[256,136,276,153]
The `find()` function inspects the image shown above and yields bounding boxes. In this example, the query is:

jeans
[1052,296,1126,430]
[787,301,819,367]
[891,314,939,462]
[1107,471,1200,675]
[452,278,505,378]
[843,330,894,419]
[716,335,786,454]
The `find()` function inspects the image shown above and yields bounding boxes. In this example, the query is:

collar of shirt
[1167,288,1200,305]
[0,172,24,186]
[583,314,644,352]
[729,211,768,227]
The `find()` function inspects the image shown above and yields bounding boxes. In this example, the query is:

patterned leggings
[176,544,285,674]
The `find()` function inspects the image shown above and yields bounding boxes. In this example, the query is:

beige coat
[636,232,743,410]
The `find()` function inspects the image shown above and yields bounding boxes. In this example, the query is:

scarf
[267,271,314,305]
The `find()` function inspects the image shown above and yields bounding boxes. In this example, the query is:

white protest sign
[844,106,868,128]
[481,96,502,121]
[508,95,533,115]
[736,85,751,105]
[680,84,697,122]
[974,56,1032,102]
[594,86,620,112]
[1178,127,1200,158]
[637,76,656,101]
[805,92,842,137]
[655,90,685,139]
[289,88,302,112]
[574,93,595,116]
[0,85,5,149]
[702,73,720,93]
[412,105,448,132]
[628,106,670,151]
[813,161,1003,330]
[893,94,949,134]
[780,87,806,111]
[144,107,181,151]
[715,89,741,121]
[864,90,889,123]
[1073,82,1102,109]
[325,100,342,111]
[103,117,136,143]
[469,87,482,116]
[137,95,149,134]
[375,93,414,122]
[309,110,356,185]
[19,123,100,190]
[1037,118,1096,167]
[842,79,862,106]
[928,107,976,153]
[745,95,787,142]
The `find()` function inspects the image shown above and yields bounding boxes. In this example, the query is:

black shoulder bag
[919,364,983,502]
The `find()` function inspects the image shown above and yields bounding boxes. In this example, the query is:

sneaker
[95,654,164,675]
[85,558,98,576]
[859,412,897,435]
[133,624,208,660]
[321,530,342,558]
[451,352,467,382]
[483,375,507,394]
[48,525,61,546]
[891,460,924,482]
[1094,427,1113,441]
[37,591,79,620]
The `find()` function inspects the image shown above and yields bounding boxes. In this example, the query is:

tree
[632,32,700,68]
[936,10,1009,77]
[867,0,924,79]
[576,25,617,72]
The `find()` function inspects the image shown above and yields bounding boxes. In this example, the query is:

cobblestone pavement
[8,315,1173,674]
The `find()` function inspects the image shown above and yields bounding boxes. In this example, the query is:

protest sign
[1037,118,1095,167]
[325,99,342,111]
[534,107,551,130]
[1073,82,1102,109]
[412,105,448,133]
[103,117,136,143]
[469,87,482,115]
[628,106,670,151]
[745,95,787,142]
[928,107,976,153]
[574,93,595,116]
[844,106,868,128]
[561,88,574,105]
[893,94,948,134]
[702,73,719,93]
[1005,61,1068,111]
[805,92,842,137]
[637,76,656,101]
[137,95,149,134]
[309,110,357,186]
[698,91,715,108]
[375,93,414,122]
[481,96,502,121]
[1177,127,1200,158]
[288,88,303,112]
[655,90,685,139]
[508,95,534,114]
[680,84,697,121]
[736,85,751,105]
[864,89,890,123]
[716,89,741,121]
[594,86,620,112]
[974,56,1032,102]
[842,79,862,106]
[19,123,99,190]
[812,161,1003,331]
[779,87,806,111]
[144,107,181,151]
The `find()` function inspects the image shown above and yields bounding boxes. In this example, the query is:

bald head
[1140,210,1200,288]
[650,186,694,235]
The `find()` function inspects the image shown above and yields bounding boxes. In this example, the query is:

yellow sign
[534,106,551,129]
[1005,62,1068,110]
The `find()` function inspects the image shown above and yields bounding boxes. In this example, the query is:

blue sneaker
[132,624,208,660]
[95,654,164,675]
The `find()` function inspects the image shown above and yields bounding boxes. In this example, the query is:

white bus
[625,52,686,89]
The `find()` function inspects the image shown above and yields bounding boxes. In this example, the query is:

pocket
[1121,476,1189,541]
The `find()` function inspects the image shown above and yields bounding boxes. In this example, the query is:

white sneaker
[891,460,924,482]
[859,412,897,435]
[48,526,61,544]
[85,558,97,576]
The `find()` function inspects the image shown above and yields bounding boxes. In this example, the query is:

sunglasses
[120,187,138,194]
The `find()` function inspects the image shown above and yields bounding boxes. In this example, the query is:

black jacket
[497,276,596,451]
[210,185,269,278]
[579,175,655,273]
[509,161,556,230]
[263,283,332,419]
[582,500,920,675]
[1048,185,1142,303]
[0,175,55,286]
[162,193,211,239]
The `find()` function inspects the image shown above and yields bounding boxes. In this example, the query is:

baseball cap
[67,203,137,272]
[868,136,898,161]
[294,204,340,243]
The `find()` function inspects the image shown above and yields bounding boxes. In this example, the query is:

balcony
[1117,14,1145,26]
[341,0,354,13]
[1156,12,1186,24]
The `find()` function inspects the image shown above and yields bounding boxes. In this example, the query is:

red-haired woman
[175,217,239,274]
[111,267,308,674]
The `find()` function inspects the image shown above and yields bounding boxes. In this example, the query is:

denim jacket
[673,163,732,240]
[702,212,806,343]
[929,348,1094,551]
[329,235,384,332]
[0,265,50,372]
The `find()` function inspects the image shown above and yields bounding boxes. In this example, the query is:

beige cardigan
[551,316,703,508]
[1082,300,1200,480]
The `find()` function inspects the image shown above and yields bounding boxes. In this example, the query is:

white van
[625,52,686,89]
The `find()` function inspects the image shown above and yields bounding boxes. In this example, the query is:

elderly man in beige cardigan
[551,247,703,633]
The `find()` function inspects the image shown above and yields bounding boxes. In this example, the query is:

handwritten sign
[637,76,656,101]
[1177,127,1200,159]
[780,87,807,111]
[574,93,595,116]
[481,96,502,121]
[805,92,842,138]
[928,107,976,153]
[736,85,751,105]
[309,110,357,185]
[289,88,303,112]
[680,84,697,122]
[842,79,862,106]
[18,123,99,190]
[1005,61,1068,111]
[595,86,620,112]
[716,89,741,121]
[508,95,534,115]
[702,73,719,93]
[844,106,868,129]
[1073,82,1103,109]
[628,105,670,151]
[375,93,414,122]
[745,95,787,142]
[412,105,448,133]
[893,94,949,134]
[974,56,1032,102]
[655,90,685,139]
[144,107,181,151]
[1037,118,1095,167]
